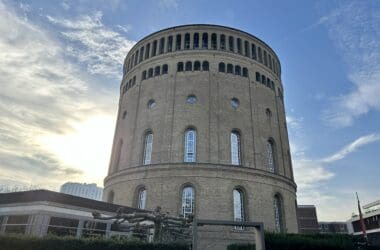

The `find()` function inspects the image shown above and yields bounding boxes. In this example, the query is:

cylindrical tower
[104,24,297,247]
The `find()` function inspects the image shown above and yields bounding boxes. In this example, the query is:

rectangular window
[82,221,107,238]
[237,38,242,54]
[176,34,181,51]
[268,54,272,69]
[152,40,157,56]
[139,47,144,63]
[134,51,139,65]
[229,36,234,52]
[145,43,150,59]
[244,41,249,57]
[255,72,260,82]
[47,217,79,236]
[258,47,262,63]
[220,35,226,50]
[251,44,257,60]
[159,37,165,54]
[263,50,268,66]
[5,215,29,234]
[167,36,173,52]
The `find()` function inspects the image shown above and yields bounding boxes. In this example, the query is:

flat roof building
[297,205,319,234]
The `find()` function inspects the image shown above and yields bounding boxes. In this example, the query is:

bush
[0,234,189,250]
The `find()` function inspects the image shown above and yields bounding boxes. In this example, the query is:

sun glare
[37,115,115,186]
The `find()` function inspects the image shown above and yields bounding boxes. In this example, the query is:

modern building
[319,222,348,234]
[60,182,103,201]
[104,24,297,249]
[297,205,319,234]
[0,190,140,238]
[347,200,380,246]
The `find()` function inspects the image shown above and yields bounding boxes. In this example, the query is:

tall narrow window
[193,33,199,49]
[154,66,160,76]
[185,61,192,71]
[152,40,157,56]
[268,54,272,69]
[211,33,217,49]
[142,71,147,80]
[263,50,268,66]
[229,36,234,52]
[219,62,225,72]
[148,68,153,78]
[181,186,195,218]
[184,129,196,162]
[258,47,262,62]
[143,132,153,165]
[235,65,241,75]
[233,189,245,228]
[184,33,190,50]
[231,131,241,165]
[194,61,201,71]
[139,47,144,62]
[274,195,283,233]
[244,41,249,57]
[167,36,173,52]
[176,34,181,51]
[137,188,147,209]
[202,61,209,71]
[237,38,242,54]
[220,34,226,50]
[145,43,150,59]
[267,139,275,173]
[227,64,233,74]
[251,44,257,60]
[177,62,184,72]
[202,33,208,49]
[159,37,165,54]
[162,64,168,74]
[242,68,248,77]
[134,51,139,65]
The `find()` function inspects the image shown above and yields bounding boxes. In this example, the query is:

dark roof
[0,190,144,214]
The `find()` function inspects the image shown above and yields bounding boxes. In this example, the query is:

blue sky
[0,0,379,221]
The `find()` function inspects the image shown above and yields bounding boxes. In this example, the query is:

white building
[60,182,103,201]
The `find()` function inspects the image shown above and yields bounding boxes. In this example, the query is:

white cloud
[47,11,135,79]
[0,1,130,190]
[320,2,380,127]
[159,0,179,9]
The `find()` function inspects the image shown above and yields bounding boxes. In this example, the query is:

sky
[0,0,379,221]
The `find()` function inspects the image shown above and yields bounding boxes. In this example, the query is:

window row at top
[124,32,281,78]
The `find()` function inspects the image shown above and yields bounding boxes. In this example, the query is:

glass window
[194,61,201,71]
[176,34,182,51]
[5,215,29,234]
[137,188,147,209]
[268,54,272,69]
[193,33,199,49]
[267,139,275,173]
[233,189,245,229]
[122,111,127,119]
[237,38,242,54]
[142,70,147,80]
[255,72,260,82]
[187,95,197,104]
[219,62,225,72]
[229,36,234,52]
[152,40,157,56]
[47,217,79,236]
[185,61,192,71]
[139,47,144,62]
[266,108,272,119]
[184,129,196,162]
[263,50,268,66]
[251,44,257,60]
[202,33,208,49]
[148,68,153,78]
[230,98,239,109]
[258,47,262,62]
[145,43,150,59]
[134,51,139,65]
[220,34,226,50]
[261,75,266,85]
[235,65,241,75]
[242,68,248,77]
[244,41,249,57]
[143,132,153,165]
[154,66,160,76]
[181,186,194,218]
[202,61,209,71]
[177,62,184,72]
[231,131,241,165]
[167,36,173,52]
[274,195,283,233]
[159,37,165,54]
[147,99,156,109]
[162,64,168,74]
[211,33,217,49]
[227,64,233,74]
[184,33,190,50]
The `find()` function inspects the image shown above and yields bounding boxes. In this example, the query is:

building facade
[60,182,103,201]
[319,222,348,234]
[297,205,319,234]
[104,24,297,249]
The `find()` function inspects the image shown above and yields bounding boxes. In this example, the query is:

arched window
[251,43,257,60]
[148,68,153,78]
[261,75,266,85]
[193,33,199,49]
[235,65,241,75]
[137,188,147,209]
[177,62,184,72]
[113,139,123,172]
[202,61,209,71]
[145,43,150,59]
[184,129,196,162]
[233,189,245,228]
[132,76,136,87]
[244,41,249,57]
[227,64,233,74]
[143,132,153,165]
[107,190,114,203]
[242,68,249,77]
[202,33,208,49]
[194,61,201,71]
[181,186,194,218]
[267,139,276,173]
[255,72,260,82]
[219,62,225,72]
[159,37,165,54]
[162,64,168,74]
[220,34,226,50]
[266,108,272,120]
[152,40,157,57]
[231,131,241,165]
[154,66,160,76]
[139,47,144,62]
[184,33,190,50]
[274,194,284,233]
[167,36,173,52]
[176,34,181,51]
[185,61,192,71]
[229,36,234,52]
[211,33,217,49]
[134,51,139,65]
[237,38,242,54]
[142,70,147,80]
